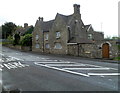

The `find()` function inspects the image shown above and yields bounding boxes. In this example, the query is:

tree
[13,33,20,45]
[24,26,34,35]
[2,22,17,39]
[20,34,32,46]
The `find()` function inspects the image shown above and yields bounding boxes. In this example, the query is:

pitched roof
[42,20,54,31]
[85,24,91,31]
[56,13,72,24]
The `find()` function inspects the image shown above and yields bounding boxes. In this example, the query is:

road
[0,46,119,92]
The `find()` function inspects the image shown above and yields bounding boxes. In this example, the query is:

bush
[20,34,32,46]
[13,33,20,45]
[7,35,14,44]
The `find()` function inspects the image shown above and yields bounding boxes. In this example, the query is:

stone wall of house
[78,44,100,58]
[67,41,118,59]
[32,20,44,52]
[94,40,118,59]
[67,44,79,56]
[49,15,68,55]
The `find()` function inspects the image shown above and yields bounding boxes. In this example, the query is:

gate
[102,43,109,58]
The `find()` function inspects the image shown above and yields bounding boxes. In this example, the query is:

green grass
[0,42,12,44]
[114,57,120,61]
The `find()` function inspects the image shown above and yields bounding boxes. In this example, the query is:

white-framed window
[36,35,39,40]
[56,32,61,38]
[45,43,50,49]
[54,43,62,49]
[35,43,40,48]
[45,34,49,40]
[88,34,93,40]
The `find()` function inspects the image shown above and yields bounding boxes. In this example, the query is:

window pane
[35,44,40,48]
[54,43,62,49]
[36,35,39,40]
[88,34,92,39]
[45,43,50,49]
[56,32,60,38]
[45,34,49,40]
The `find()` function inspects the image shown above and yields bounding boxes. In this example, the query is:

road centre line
[34,62,89,77]
[88,73,120,76]
[63,68,110,70]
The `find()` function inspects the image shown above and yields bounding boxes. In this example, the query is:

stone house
[32,4,118,59]
[15,23,33,36]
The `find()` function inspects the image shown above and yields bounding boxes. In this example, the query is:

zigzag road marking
[34,62,89,77]
[88,73,120,76]
[63,68,110,70]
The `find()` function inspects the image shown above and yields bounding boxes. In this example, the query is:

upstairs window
[56,32,61,39]
[88,34,93,40]
[54,43,62,49]
[45,34,49,40]
[36,35,39,40]
[35,43,40,48]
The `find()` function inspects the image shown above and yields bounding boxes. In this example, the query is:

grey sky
[0,0,119,37]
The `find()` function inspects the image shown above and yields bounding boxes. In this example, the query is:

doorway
[102,43,109,58]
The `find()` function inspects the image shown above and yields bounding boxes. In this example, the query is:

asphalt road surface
[0,46,119,92]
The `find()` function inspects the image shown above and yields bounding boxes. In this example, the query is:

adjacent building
[15,23,33,36]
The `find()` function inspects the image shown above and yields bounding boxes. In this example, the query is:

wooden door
[102,43,109,58]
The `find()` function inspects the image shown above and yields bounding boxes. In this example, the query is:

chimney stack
[38,17,43,21]
[73,4,80,14]
[24,23,28,28]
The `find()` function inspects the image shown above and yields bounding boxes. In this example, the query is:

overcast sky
[0,0,119,37]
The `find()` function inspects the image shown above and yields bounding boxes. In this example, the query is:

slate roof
[15,26,32,35]
[85,24,91,31]
[42,20,54,31]
[57,13,71,23]
[41,13,72,31]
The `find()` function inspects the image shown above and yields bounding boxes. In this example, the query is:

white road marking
[74,63,118,70]
[47,64,86,66]
[0,58,4,62]
[0,64,3,71]
[41,58,50,60]
[63,68,110,70]
[100,75,105,77]
[88,73,120,76]
[37,60,58,62]
[8,56,24,61]
[34,62,89,77]
[108,79,112,81]
[35,62,74,64]
[0,53,4,56]
[3,62,29,69]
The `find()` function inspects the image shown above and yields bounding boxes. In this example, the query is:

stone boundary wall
[4,44,31,51]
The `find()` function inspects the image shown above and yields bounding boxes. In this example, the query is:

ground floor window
[45,43,50,49]
[35,43,40,48]
[54,43,62,49]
